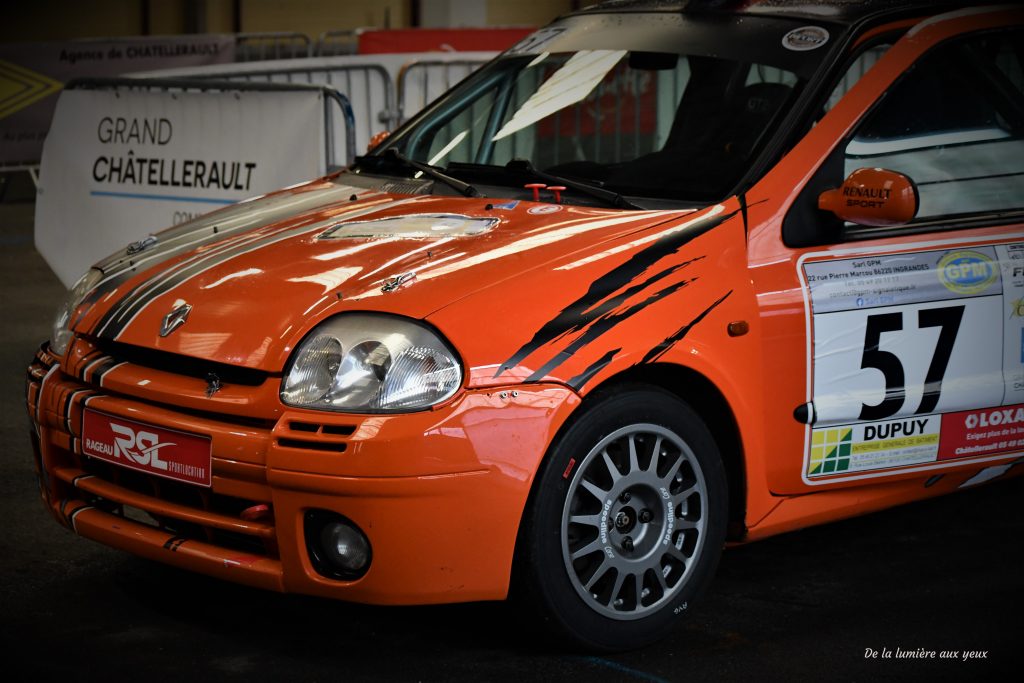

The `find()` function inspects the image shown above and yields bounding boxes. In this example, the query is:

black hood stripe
[92,198,413,340]
[79,187,387,322]
[93,222,312,339]
[84,213,296,327]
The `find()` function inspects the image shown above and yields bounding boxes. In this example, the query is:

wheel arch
[513,361,748,574]
[587,363,747,539]
[508,366,742,643]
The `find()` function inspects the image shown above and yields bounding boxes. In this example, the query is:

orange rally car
[26,0,1024,650]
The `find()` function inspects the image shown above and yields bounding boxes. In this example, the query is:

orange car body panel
[25,5,1024,602]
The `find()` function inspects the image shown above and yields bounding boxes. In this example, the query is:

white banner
[35,87,326,287]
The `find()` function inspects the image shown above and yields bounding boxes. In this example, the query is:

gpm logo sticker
[937,250,997,295]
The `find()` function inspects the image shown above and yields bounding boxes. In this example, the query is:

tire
[515,385,728,651]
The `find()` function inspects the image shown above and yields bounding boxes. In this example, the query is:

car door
[746,7,1024,500]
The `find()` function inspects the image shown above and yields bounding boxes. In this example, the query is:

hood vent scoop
[318,213,500,240]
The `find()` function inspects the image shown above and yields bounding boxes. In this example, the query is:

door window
[842,31,1024,221]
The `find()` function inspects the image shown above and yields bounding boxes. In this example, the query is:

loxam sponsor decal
[496,206,744,381]
[964,406,1024,429]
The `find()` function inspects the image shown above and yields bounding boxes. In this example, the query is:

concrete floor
[1,200,1020,681]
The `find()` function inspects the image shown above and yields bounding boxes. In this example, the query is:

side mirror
[367,130,391,152]
[818,167,918,227]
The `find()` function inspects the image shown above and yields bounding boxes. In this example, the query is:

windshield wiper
[505,159,642,210]
[370,148,483,198]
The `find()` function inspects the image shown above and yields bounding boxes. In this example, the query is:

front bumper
[26,343,579,604]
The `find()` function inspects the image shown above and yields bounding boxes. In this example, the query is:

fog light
[322,522,370,571]
[304,510,372,580]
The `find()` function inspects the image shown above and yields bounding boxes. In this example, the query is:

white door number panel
[802,242,1024,481]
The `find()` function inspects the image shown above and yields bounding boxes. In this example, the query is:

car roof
[573,1,973,26]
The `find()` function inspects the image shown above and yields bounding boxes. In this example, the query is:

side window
[843,30,1024,220]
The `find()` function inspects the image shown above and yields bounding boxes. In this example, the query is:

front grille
[57,457,276,558]
[30,345,277,560]
[83,457,255,519]
[91,338,270,386]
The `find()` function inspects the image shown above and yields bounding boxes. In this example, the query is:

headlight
[51,268,103,355]
[281,313,462,413]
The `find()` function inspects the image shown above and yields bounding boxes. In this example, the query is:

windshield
[363,11,837,206]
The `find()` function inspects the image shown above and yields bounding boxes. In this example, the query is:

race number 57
[859,305,963,420]
[811,297,1003,426]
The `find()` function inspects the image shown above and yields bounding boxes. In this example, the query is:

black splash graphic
[569,348,620,391]
[496,207,742,378]
[525,276,699,382]
[640,290,733,364]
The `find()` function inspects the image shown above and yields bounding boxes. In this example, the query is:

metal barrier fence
[314,29,363,57]
[134,52,497,159]
[66,77,355,168]
[396,59,488,125]
[159,61,396,162]
[1,48,495,185]
[236,32,313,61]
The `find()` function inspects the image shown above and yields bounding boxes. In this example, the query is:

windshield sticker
[491,50,628,142]
[782,26,830,51]
[506,27,565,55]
[426,130,469,167]
[527,52,550,69]
[319,214,499,239]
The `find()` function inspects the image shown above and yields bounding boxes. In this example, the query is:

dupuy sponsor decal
[808,416,941,477]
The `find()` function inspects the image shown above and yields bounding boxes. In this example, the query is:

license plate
[81,409,212,487]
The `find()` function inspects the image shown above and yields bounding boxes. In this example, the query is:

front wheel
[516,387,728,650]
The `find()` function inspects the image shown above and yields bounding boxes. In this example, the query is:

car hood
[72,176,691,371]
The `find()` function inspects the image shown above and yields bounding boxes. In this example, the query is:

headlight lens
[51,268,103,355]
[281,314,462,412]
